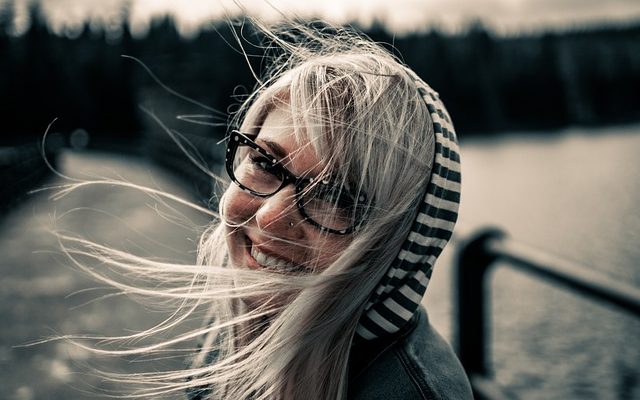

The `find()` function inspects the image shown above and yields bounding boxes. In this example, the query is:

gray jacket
[348,306,473,400]
[186,306,472,400]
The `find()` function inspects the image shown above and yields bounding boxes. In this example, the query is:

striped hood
[356,70,461,340]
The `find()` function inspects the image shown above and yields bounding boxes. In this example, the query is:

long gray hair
[55,21,435,400]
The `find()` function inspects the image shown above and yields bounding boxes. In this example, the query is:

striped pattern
[356,70,461,340]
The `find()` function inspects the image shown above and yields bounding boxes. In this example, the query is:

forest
[1,2,640,149]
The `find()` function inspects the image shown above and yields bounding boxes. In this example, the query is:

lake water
[425,124,640,399]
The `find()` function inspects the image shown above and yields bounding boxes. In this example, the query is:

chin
[240,292,292,318]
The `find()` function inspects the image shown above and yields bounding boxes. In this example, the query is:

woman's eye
[250,155,278,175]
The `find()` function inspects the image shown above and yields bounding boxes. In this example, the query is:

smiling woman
[224,126,354,273]
[55,20,469,400]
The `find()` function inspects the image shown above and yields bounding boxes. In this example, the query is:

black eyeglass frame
[225,130,367,235]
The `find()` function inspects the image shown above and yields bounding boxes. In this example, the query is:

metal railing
[455,228,640,400]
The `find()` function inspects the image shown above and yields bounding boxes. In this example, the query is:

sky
[5,0,640,37]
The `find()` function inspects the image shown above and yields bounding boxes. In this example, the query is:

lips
[250,246,297,270]
[244,235,303,272]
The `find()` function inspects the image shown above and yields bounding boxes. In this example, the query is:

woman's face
[223,106,351,274]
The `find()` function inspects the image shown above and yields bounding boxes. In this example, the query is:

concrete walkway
[0,151,210,400]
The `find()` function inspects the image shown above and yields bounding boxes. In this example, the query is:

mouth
[244,236,306,273]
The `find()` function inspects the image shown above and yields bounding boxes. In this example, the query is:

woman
[59,22,470,400]
[180,23,471,399]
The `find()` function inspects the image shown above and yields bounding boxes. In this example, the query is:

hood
[356,69,461,340]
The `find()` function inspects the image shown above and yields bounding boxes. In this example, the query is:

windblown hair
[55,21,435,400]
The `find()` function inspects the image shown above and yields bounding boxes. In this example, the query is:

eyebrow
[257,138,288,160]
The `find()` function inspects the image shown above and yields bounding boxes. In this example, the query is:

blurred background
[1,0,639,399]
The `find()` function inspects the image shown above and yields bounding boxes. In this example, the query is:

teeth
[251,247,297,270]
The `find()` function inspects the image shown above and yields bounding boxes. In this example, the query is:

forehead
[255,107,326,178]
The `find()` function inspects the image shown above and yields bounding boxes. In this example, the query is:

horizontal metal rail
[488,237,640,316]
[455,228,640,400]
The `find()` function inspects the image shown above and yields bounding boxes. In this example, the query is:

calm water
[426,124,640,399]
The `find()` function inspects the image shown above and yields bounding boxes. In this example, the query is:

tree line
[1,2,639,148]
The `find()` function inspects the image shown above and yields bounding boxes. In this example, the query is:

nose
[254,185,304,239]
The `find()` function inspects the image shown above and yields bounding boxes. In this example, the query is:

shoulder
[348,307,473,400]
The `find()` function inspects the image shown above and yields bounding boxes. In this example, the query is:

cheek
[223,187,255,267]
[223,186,259,224]
[310,235,352,270]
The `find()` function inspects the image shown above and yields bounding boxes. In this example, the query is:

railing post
[455,228,505,378]
[454,227,640,400]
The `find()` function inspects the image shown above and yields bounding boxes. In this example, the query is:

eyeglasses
[225,130,368,235]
